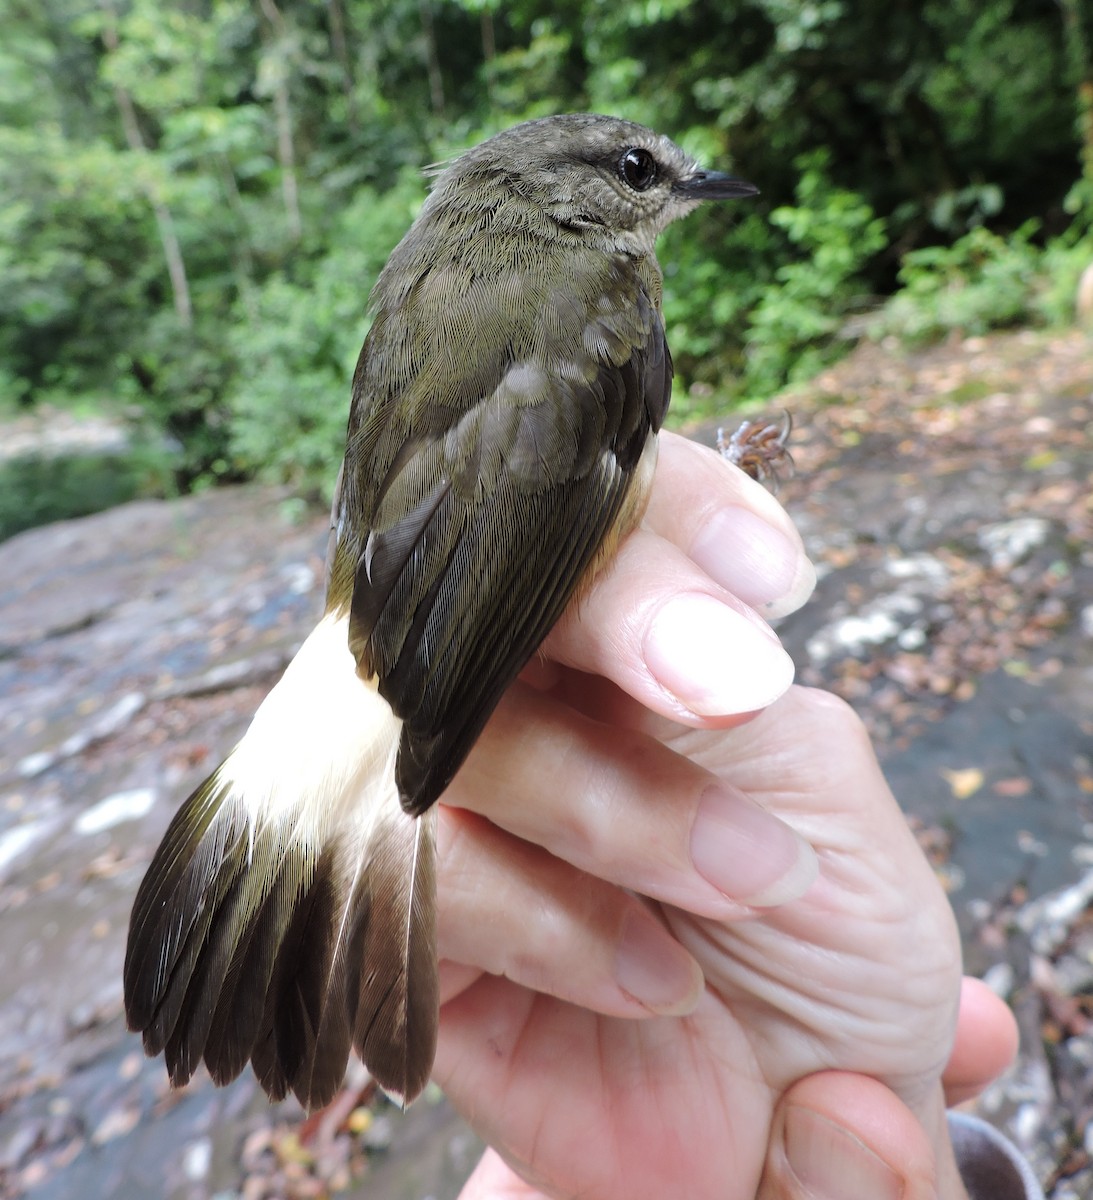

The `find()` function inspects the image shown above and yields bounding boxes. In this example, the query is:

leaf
[992,776,1032,797]
[941,766,984,800]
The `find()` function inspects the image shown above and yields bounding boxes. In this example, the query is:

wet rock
[19,693,147,779]
[978,517,1052,571]
[72,788,157,837]
[0,408,129,464]
[804,552,951,665]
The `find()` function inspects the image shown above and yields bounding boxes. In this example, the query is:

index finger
[645,431,814,620]
[538,431,815,725]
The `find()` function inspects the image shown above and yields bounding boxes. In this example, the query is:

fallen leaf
[992,776,1033,797]
[347,1107,372,1135]
[119,1052,143,1081]
[91,1105,140,1145]
[941,767,985,800]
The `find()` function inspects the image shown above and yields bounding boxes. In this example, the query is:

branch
[258,0,303,242]
[419,0,446,117]
[100,1,193,329]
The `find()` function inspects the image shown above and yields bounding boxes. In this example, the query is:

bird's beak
[675,170,759,200]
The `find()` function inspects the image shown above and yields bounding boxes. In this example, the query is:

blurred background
[1,2,1092,1198]
[1,0,1091,518]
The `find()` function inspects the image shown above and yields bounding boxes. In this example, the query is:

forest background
[2,0,1092,515]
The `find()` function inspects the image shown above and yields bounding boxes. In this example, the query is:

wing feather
[336,252,672,815]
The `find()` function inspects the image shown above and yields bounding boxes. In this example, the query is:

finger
[438,959,485,1006]
[672,687,904,843]
[542,527,796,723]
[526,662,763,745]
[457,1150,549,1200]
[439,983,770,1200]
[645,431,816,619]
[759,1073,946,1200]
[449,681,817,917]
[943,976,1020,1106]
[538,429,816,726]
[436,806,704,1018]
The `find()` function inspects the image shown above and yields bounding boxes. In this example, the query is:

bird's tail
[123,611,438,1109]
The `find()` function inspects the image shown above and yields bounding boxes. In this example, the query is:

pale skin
[421,431,1019,1200]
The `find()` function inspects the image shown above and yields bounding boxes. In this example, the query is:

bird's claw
[716,410,794,486]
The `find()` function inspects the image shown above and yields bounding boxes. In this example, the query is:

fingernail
[690,786,817,907]
[643,593,795,717]
[785,1107,904,1200]
[691,507,817,621]
[615,907,703,1016]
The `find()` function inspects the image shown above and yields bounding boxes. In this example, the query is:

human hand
[453,977,1019,1200]
[456,1006,1018,1200]
[436,429,819,1027]
[429,432,1014,1199]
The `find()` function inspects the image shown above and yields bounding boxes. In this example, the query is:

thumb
[457,1148,551,1200]
[759,1073,948,1200]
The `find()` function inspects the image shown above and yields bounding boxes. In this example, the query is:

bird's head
[430,113,757,255]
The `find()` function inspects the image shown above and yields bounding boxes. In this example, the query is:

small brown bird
[123,113,758,1109]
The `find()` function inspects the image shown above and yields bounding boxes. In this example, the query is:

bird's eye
[618,147,658,191]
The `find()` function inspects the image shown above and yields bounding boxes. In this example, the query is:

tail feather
[124,777,243,1039]
[124,612,439,1109]
[161,842,259,1084]
[250,850,358,1106]
[203,856,302,1086]
[355,806,438,1104]
[249,868,338,1102]
[291,845,370,1107]
[130,785,255,1059]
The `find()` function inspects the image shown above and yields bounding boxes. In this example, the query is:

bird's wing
[334,253,672,815]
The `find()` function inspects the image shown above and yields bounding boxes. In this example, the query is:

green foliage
[657,209,773,385]
[874,224,1093,343]
[0,127,157,399]
[126,312,241,486]
[1036,234,1093,326]
[0,451,149,543]
[1,0,1090,517]
[743,153,887,398]
[227,178,424,497]
[878,225,1041,343]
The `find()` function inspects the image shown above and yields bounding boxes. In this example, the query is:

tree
[0,0,1086,488]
